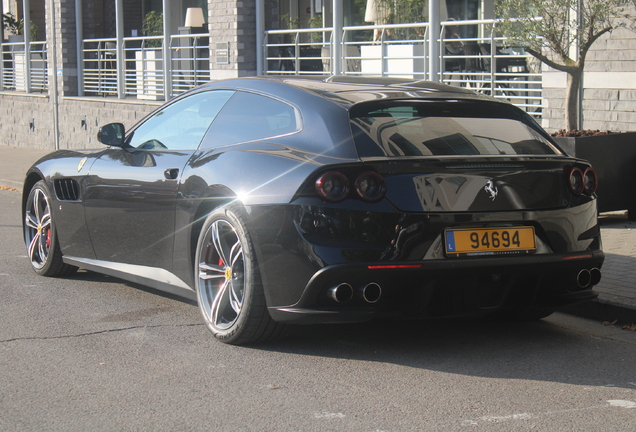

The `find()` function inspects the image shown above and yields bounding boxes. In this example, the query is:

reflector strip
[562,254,594,260]
[367,264,422,269]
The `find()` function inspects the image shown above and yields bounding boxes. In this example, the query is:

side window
[127,90,235,150]
[204,91,299,147]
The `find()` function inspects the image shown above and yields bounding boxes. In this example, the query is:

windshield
[350,101,561,158]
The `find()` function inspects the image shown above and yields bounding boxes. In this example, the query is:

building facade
[1,0,635,151]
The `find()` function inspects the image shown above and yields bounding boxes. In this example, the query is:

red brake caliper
[45,228,51,248]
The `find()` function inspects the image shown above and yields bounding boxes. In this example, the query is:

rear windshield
[350,100,561,158]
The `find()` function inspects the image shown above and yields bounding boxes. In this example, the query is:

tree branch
[579,26,613,63]
[524,47,577,74]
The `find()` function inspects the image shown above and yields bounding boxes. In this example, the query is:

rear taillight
[565,165,598,195]
[582,167,598,195]
[314,171,386,202]
[315,172,349,202]
[355,172,386,201]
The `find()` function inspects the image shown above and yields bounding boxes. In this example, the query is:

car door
[83,90,234,271]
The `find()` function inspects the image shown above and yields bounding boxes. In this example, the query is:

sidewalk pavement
[1,144,635,325]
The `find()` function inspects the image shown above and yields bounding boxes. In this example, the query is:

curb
[558,299,636,325]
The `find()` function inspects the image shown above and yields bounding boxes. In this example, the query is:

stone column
[207,0,257,79]
[49,0,78,96]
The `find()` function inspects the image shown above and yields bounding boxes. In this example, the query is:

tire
[195,206,283,344]
[23,181,78,277]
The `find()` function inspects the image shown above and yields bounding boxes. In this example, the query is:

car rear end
[264,94,603,324]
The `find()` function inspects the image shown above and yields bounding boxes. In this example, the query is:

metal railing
[81,33,210,100]
[263,19,543,118]
[263,28,333,75]
[1,41,48,92]
[438,19,542,117]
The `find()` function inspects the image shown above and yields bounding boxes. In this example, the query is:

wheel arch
[22,171,45,223]
[187,186,239,286]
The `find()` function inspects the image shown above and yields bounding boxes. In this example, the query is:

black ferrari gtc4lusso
[23,76,603,344]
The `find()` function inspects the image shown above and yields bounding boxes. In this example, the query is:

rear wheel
[195,206,283,344]
[24,181,77,276]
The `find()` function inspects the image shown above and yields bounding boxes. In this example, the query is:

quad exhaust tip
[577,269,592,288]
[328,282,383,303]
[590,268,601,286]
[577,268,602,288]
[361,282,382,303]
[328,283,354,303]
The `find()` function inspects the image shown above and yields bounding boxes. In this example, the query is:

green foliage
[142,11,163,48]
[374,0,427,39]
[280,13,300,30]
[494,0,634,69]
[2,13,38,40]
[376,0,427,24]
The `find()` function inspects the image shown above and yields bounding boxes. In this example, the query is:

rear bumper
[268,251,603,324]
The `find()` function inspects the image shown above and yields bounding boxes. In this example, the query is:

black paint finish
[23,76,603,325]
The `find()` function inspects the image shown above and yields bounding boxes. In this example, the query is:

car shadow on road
[63,270,635,391]
[252,314,635,389]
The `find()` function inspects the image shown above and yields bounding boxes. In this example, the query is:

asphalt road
[1,189,635,431]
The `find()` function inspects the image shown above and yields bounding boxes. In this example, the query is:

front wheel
[23,181,77,276]
[195,206,283,344]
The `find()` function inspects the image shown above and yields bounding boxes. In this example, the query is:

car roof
[200,75,501,108]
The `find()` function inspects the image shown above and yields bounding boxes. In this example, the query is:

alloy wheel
[198,219,245,330]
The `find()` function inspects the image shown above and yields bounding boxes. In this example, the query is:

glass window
[350,100,561,158]
[127,90,234,150]
[204,91,300,147]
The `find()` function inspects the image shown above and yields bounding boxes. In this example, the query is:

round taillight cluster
[355,172,386,201]
[315,172,349,202]
[315,171,386,202]
[565,165,598,195]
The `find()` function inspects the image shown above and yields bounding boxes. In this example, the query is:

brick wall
[0,93,157,150]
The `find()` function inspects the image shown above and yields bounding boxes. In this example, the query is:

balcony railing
[0,20,541,119]
[264,19,543,118]
[1,41,48,92]
[81,33,210,100]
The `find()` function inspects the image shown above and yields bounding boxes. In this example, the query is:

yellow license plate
[444,227,536,257]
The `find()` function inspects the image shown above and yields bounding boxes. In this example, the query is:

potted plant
[136,11,164,100]
[2,13,38,42]
[3,13,39,91]
[550,129,636,219]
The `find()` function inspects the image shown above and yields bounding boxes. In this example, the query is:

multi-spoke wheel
[195,206,283,344]
[23,181,77,276]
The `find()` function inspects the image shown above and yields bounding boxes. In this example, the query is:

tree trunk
[565,69,582,131]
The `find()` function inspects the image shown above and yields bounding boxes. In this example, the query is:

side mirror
[98,123,126,147]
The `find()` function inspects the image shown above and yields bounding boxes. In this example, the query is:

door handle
[164,168,179,180]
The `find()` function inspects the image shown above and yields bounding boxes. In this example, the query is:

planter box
[360,44,426,79]
[135,50,163,100]
[554,132,636,218]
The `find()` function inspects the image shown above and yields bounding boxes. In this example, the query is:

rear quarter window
[204,91,300,147]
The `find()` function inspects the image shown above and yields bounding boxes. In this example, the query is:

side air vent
[54,178,80,201]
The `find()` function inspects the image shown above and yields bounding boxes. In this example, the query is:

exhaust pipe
[328,283,354,303]
[590,268,601,286]
[360,282,382,304]
[577,269,592,288]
